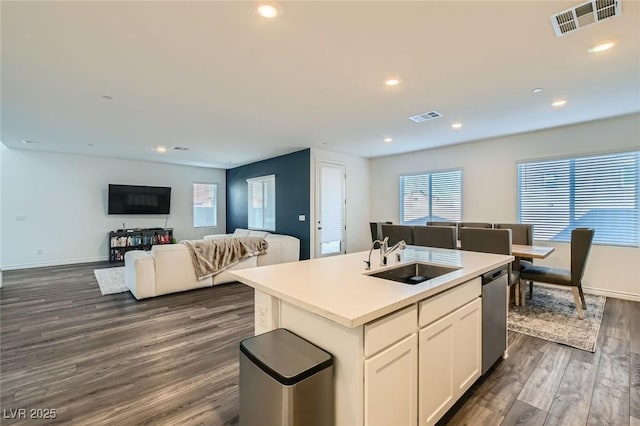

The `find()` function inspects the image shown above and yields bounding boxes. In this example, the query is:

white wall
[1,149,226,269]
[370,113,640,300]
[310,148,371,256]
[0,143,4,286]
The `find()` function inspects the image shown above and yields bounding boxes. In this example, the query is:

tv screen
[108,184,171,215]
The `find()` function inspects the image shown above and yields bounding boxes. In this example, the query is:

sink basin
[368,262,460,285]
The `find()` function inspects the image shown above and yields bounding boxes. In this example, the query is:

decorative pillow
[248,230,270,238]
[233,228,251,237]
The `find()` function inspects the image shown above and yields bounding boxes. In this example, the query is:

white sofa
[124,229,300,299]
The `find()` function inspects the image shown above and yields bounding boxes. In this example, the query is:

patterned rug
[94,267,128,295]
[508,285,606,352]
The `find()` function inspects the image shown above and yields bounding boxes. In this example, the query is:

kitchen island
[231,246,513,426]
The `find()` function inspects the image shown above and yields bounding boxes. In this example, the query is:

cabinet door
[364,333,418,426]
[453,298,482,395]
[419,315,455,426]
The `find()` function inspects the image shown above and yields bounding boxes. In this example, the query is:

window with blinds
[247,175,276,231]
[518,151,639,247]
[400,169,462,225]
[193,183,217,227]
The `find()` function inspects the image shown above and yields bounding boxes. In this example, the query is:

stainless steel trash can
[239,328,334,426]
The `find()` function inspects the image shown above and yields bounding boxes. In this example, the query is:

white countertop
[231,246,513,328]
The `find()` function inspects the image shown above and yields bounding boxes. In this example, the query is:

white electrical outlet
[256,304,268,329]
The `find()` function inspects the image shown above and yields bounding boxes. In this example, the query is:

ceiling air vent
[408,111,442,123]
[171,146,190,151]
[550,0,621,37]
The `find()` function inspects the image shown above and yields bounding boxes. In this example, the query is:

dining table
[511,244,555,306]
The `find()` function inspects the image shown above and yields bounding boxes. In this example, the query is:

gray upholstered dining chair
[460,227,520,301]
[381,224,414,246]
[427,221,457,227]
[413,225,457,249]
[460,222,493,229]
[520,228,594,319]
[370,221,392,243]
[494,223,534,298]
[426,221,458,240]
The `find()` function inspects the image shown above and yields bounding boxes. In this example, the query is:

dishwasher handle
[482,267,507,284]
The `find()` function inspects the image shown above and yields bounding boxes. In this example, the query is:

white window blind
[247,175,275,231]
[400,169,462,225]
[319,164,345,255]
[518,151,639,247]
[193,183,217,227]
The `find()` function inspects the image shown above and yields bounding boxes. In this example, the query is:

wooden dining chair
[381,224,414,245]
[413,225,457,249]
[460,227,521,303]
[520,228,594,319]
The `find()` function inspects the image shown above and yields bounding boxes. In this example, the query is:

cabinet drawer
[419,277,481,328]
[365,304,417,357]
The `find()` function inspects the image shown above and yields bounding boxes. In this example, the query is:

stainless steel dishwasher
[481,266,508,374]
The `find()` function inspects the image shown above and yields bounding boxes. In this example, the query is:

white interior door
[316,162,346,257]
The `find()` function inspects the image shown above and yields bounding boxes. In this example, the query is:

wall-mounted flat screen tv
[108,184,171,215]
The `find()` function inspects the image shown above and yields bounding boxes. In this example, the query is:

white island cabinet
[231,246,512,426]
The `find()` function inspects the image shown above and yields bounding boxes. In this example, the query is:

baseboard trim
[582,286,640,302]
[2,256,110,271]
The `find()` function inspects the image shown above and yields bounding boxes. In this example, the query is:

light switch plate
[298,215,306,222]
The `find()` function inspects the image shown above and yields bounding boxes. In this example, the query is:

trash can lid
[240,328,333,386]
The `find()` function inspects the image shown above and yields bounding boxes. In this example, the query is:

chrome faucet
[380,237,406,266]
[365,237,407,270]
[365,239,383,270]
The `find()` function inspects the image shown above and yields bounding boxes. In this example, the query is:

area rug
[94,267,128,295]
[508,285,606,352]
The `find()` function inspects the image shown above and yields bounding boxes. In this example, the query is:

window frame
[399,168,463,225]
[192,182,218,228]
[247,174,276,232]
[517,150,640,248]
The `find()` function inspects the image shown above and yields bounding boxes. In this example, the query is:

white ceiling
[2,1,639,169]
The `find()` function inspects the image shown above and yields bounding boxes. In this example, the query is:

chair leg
[519,279,526,307]
[572,287,584,319]
[577,285,587,310]
[528,281,533,299]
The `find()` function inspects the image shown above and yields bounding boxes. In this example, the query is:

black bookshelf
[109,228,174,263]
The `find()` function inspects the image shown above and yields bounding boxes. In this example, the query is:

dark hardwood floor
[0,263,638,425]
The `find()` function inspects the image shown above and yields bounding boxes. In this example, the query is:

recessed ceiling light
[385,79,401,86]
[588,42,615,54]
[451,123,463,129]
[101,95,113,100]
[552,99,568,107]
[531,88,543,94]
[156,146,167,153]
[257,4,278,18]
[384,137,393,143]
[22,139,34,144]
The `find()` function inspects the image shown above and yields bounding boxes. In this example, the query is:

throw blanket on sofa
[180,237,268,280]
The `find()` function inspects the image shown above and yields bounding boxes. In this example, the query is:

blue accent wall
[226,149,310,260]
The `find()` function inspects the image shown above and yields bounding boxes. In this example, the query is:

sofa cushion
[233,228,251,237]
[150,244,213,296]
[248,230,270,238]
[258,234,300,266]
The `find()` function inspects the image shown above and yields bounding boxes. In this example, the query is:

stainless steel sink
[368,262,460,285]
